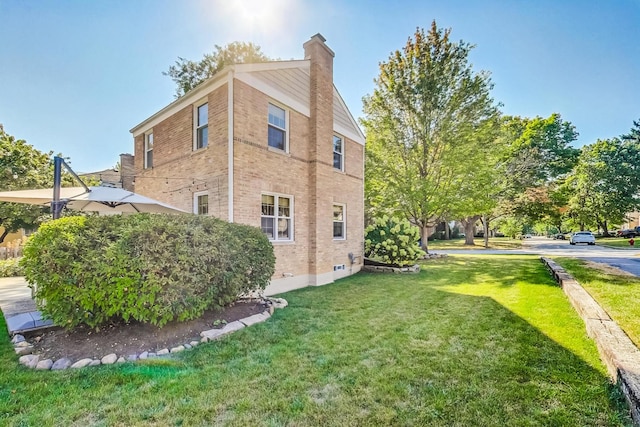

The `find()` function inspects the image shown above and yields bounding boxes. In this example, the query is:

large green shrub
[21,214,275,328]
[364,216,424,267]
[0,258,23,277]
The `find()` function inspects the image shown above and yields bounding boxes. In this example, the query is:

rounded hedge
[364,216,424,267]
[20,213,275,329]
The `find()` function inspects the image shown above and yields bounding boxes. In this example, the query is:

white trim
[234,59,309,73]
[261,192,294,242]
[237,73,310,117]
[144,131,153,169]
[267,102,289,153]
[333,203,346,240]
[131,75,227,137]
[227,70,234,223]
[193,191,209,215]
[194,98,209,150]
[333,134,344,172]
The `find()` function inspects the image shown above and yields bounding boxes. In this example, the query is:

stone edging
[12,297,288,371]
[362,264,421,274]
[540,257,640,425]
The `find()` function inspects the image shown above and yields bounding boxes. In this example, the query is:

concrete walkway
[0,276,53,335]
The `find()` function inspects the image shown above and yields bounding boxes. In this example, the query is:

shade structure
[0,186,186,214]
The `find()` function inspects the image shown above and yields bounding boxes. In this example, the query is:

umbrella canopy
[0,186,186,214]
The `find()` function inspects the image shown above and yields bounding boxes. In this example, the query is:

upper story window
[144,132,153,169]
[261,193,293,241]
[333,135,343,171]
[268,103,287,151]
[333,204,345,240]
[195,102,208,149]
[194,192,208,215]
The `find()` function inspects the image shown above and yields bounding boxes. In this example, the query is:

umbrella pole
[52,157,64,219]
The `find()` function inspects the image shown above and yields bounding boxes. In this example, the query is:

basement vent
[333,264,346,271]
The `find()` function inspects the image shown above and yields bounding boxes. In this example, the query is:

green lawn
[428,237,522,250]
[597,237,640,250]
[0,255,631,426]
[552,257,640,347]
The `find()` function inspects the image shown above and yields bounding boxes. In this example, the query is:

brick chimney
[304,33,335,285]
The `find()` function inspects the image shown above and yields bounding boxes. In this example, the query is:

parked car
[553,233,566,240]
[618,229,637,238]
[523,234,532,239]
[569,231,596,245]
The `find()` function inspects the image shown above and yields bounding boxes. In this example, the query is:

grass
[427,237,522,250]
[0,255,631,426]
[552,257,640,347]
[596,237,640,250]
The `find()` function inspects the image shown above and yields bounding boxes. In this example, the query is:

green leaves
[20,214,275,329]
[364,216,424,266]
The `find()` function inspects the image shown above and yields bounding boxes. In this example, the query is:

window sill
[267,146,290,156]
[333,168,345,174]
[270,240,295,245]
[333,238,347,242]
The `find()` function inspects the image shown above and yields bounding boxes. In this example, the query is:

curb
[540,257,640,425]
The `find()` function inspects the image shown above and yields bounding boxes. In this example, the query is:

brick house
[130,34,365,295]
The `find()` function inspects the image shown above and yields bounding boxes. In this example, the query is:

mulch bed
[23,300,267,361]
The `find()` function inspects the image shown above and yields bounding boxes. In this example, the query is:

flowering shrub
[364,216,424,266]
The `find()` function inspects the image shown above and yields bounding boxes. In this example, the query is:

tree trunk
[0,228,9,245]
[444,221,450,240]
[461,215,481,246]
[483,215,489,248]
[421,224,430,254]
[602,220,609,237]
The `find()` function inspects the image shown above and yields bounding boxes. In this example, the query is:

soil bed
[24,300,267,361]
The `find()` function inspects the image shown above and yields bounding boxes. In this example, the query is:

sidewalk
[0,276,53,335]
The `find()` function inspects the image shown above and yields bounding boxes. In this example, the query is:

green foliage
[496,216,525,239]
[362,22,500,251]
[364,216,424,266]
[164,41,270,98]
[0,258,23,277]
[20,214,275,329]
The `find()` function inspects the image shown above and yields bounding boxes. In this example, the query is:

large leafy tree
[565,137,640,234]
[0,125,55,243]
[164,42,270,98]
[362,22,500,252]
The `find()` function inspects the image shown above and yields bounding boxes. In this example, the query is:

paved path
[0,276,52,335]
[437,237,640,276]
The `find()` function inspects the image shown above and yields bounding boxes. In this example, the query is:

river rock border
[12,297,288,371]
[540,257,640,425]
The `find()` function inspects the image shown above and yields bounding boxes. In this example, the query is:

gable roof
[131,60,365,145]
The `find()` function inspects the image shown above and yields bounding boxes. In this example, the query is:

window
[333,135,343,171]
[268,103,287,151]
[261,194,292,241]
[194,192,208,215]
[144,132,153,169]
[333,204,345,239]
[195,102,208,149]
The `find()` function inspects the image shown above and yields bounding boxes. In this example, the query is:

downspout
[227,69,234,222]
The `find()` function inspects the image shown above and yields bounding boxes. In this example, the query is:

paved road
[437,237,640,276]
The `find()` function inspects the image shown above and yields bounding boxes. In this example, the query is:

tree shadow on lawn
[0,264,633,426]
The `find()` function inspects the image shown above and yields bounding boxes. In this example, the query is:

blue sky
[1,0,638,173]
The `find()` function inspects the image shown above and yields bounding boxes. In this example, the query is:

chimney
[119,153,135,191]
[304,34,335,285]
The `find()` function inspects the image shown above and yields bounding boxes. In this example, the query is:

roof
[131,60,365,145]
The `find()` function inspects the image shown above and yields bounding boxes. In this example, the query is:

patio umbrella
[0,186,186,214]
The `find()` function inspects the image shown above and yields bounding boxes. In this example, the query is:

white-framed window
[195,101,208,150]
[333,204,346,240]
[194,191,209,215]
[268,103,287,151]
[144,132,153,169]
[333,135,343,171]
[261,193,293,241]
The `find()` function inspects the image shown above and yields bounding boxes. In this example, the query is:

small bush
[21,214,275,329]
[364,216,424,266]
[0,258,23,277]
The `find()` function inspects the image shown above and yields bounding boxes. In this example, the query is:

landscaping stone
[147,352,156,358]
[170,345,185,353]
[240,312,270,327]
[270,298,288,309]
[157,348,169,355]
[101,353,117,365]
[51,358,72,370]
[201,320,245,340]
[71,358,94,369]
[15,345,33,356]
[19,354,39,369]
[36,359,53,370]
[89,360,101,366]
[190,341,199,347]
[184,344,192,350]
[139,351,148,360]
[117,357,125,363]
[127,354,137,362]
[11,334,25,344]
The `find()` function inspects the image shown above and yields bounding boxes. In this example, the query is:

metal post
[52,156,64,219]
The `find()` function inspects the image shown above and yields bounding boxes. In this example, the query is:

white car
[569,231,596,245]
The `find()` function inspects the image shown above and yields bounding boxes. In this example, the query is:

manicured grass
[596,237,640,250]
[0,255,631,425]
[552,257,640,347]
[428,237,522,250]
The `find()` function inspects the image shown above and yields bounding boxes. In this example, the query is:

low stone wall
[540,257,640,425]
[362,264,420,274]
